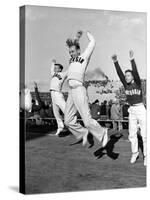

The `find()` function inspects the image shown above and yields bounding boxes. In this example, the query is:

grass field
[25,129,146,194]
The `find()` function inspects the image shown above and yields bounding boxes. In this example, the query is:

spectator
[46,103,54,118]
[100,100,107,119]
[122,102,129,119]
[108,100,112,119]
[31,99,41,113]
[34,82,49,118]
[111,99,121,130]
[91,99,101,120]
[27,82,49,125]
[122,102,129,129]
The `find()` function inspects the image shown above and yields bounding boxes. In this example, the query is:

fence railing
[23,117,129,131]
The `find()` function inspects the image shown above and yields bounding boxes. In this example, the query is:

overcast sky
[24,5,146,92]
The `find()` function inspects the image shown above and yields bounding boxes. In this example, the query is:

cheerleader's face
[69,45,79,58]
[125,72,134,83]
[54,65,62,73]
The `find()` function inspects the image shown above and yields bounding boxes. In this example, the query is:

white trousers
[51,91,66,130]
[128,104,146,156]
[64,86,106,141]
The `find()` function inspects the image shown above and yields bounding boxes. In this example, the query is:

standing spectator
[111,99,121,130]
[122,102,130,129]
[34,82,49,118]
[108,100,112,119]
[122,102,130,119]
[91,99,101,120]
[100,100,107,119]
[29,98,42,125]
[31,99,41,114]
[46,103,54,118]
[28,82,49,125]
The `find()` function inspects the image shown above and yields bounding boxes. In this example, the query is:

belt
[50,89,60,92]
[69,84,83,89]
[130,103,143,106]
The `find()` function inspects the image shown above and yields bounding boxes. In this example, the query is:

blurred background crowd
[20,79,146,131]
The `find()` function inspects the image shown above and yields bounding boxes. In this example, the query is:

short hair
[93,99,99,104]
[66,38,80,50]
[54,63,63,71]
[125,69,133,76]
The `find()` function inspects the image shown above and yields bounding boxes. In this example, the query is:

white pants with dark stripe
[64,86,106,141]
[128,104,146,156]
[51,91,66,131]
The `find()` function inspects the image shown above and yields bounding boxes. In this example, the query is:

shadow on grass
[138,133,144,157]
[69,139,83,146]
[94,134,123,160]
[69,133,94,147]
[26,125,56,141]
[58,130,71,138]
[26,126,72,141]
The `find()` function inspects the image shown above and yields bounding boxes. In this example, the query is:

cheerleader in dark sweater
[111,50,146,166]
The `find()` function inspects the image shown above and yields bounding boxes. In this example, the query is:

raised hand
[111,54,118,62]
[34,81,37,88]
[129,50,134,59]
[52,59,56,63]
[75,30,83,41]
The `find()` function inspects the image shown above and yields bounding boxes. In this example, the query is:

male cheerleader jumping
[112,50,146,166]
[64,31,108,146]
[50,59,68,136]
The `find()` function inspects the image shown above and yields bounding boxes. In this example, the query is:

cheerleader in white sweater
[64,31,108,146]
[50,60,68,136]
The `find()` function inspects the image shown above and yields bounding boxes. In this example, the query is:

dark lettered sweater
[114,59,143,105]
